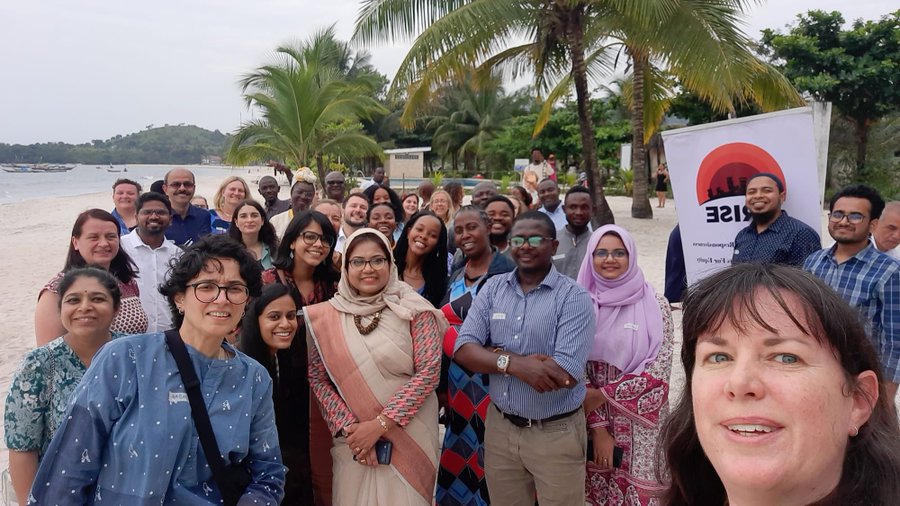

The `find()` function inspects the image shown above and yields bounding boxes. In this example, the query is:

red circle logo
[696,142,785,204]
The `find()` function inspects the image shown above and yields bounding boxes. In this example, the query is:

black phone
[586,440,624,468]
[353,439,393,465]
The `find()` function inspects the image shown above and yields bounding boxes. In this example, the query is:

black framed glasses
[167,181,195,189]
[509,235,553,248]
[347,256,389,271]
[299,231,334,248]
[828,211,866,224]
[593,248,628,260]
[138,208,170,217]
[325,180,345,185]
[188,282,250,304]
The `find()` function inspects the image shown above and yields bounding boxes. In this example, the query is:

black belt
[497,406,579,428]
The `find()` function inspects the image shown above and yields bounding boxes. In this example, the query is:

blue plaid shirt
[732,211,821,267]
[454,266,595,419]
[804,244,900,382]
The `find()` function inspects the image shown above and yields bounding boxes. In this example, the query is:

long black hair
[660,263,900,505]
[394,211,449,307]
[65,209,138,284]
[228,199,279,256]
[239,283,296,380]
[272,210,340,285]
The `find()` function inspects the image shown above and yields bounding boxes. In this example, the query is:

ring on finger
[354,447,361,454]
[360,459,367,464]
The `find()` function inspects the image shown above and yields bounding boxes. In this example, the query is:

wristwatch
[496,354,511,375]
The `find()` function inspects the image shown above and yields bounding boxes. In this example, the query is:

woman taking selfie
[29,235,285,504]
[576,225,674,505]
[661,264,900,505]
[305,229,447,505]
[6,268,120,504]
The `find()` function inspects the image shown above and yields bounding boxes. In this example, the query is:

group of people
[5,163,900,505]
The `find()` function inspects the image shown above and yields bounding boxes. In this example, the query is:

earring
[177,306,184,315]
[850,426,859,437]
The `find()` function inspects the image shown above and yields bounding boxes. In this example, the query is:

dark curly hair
[363,184,403,221]
[228,199,279,258]
[159,235,263,327]
[394,211,448,307]
[272,210,339,285]
[660,263,900,505]
[57,267,122,312]
[64,209,138,284]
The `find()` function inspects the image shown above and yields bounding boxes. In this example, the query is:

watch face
[497,354,510,371]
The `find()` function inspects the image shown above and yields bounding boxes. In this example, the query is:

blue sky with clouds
[0,0,894,144]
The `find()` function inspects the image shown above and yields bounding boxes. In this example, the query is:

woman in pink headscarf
[575,225,674,506]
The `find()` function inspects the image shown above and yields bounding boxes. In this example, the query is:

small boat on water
[2,163,76,173]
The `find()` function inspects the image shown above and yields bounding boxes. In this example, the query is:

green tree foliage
[760,10,900,179]
[226,26,387,182]
[0,125,228,164]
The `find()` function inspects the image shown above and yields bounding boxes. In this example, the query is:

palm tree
[226,27,387,182]
[354,0,802,222]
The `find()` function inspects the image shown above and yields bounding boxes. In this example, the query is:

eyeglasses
[510,235,553,248]
[138,208,170,217]
[188,282,250,304]
[167,181,195,189]
[325,180,345,185]
[593,249,628,260]
[347,256,389,271]
[829,211,866,224]
[299,231,334,247]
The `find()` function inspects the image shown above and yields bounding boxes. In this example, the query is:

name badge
[552,253,566,260]
[169,392,188,405]
[492,312,506,320]
[624,323,639,331]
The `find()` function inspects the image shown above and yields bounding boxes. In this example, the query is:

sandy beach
[0,176,681,472]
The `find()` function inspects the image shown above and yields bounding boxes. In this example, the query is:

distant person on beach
[29,235,286,504]
[553,185,593,279]
[324,171,347,202]
[871,201,900,261]
[120,192,182,332]
[271,167,318,238]
[34,209,148,345]
[804,184,900,405]
[5,268,120,505]
[537,178,567,230]
[664,225,687,305]
[654,163,669,208]
[417,180,435,209]
[210,176,251,234]
[110,178,142,235]
[257,175,290,219]
[359,165,386,191]
[162,167,211,247]
[190,195,208,209]
[731,172,820,267]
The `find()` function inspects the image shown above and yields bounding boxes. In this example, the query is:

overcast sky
[0,0,894,144]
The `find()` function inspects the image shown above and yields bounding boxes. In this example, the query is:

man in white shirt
[120,192,183,332]
[537,178,567,230]
[359,166,386,191]
[872,201,900,261]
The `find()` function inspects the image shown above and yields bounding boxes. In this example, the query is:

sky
[0,0,894,145]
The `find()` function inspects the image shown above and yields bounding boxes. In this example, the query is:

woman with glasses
[575,225,674,505]
[305,229,448,505]
[228,199,279,270]
[29,235,285,504]
[263,210,340,505]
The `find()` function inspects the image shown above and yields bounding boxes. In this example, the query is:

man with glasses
[454,211,594,506]
[323,171,347,201]
[121,192,183,332]
[731,172,820,266]
[805,184,900,404]
[163,167,211,247]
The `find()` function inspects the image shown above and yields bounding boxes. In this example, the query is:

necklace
[464,261,488,283]
[353,311,382,335]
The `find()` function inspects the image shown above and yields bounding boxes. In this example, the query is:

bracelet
[376,415,389,432]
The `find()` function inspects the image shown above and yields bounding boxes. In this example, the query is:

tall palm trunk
[565,6,614,225]
[630,49,653,219]
[315,153,327,184]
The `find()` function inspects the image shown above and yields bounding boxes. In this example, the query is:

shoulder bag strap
[163,331,230,486]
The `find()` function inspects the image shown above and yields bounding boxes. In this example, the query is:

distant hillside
[0,125,230,164]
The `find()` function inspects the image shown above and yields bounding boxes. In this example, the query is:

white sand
[0,180,684,470]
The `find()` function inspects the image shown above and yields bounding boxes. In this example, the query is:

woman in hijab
[305,228,448,505]
[575,224,675,505]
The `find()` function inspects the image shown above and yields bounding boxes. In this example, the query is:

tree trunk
[630,49,653,219]
[565,6,614,226]
[315,153,326,184]
[854,118,870,180]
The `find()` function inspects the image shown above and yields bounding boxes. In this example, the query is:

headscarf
[575,225,663,375]
[330,228,448,334]
[293,166,318,186]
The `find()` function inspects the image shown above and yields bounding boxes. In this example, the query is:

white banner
[661,106,827,285]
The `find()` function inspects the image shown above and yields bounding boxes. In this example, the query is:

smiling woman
[661,263,900,506]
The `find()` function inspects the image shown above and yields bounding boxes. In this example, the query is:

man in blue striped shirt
[804,184,900,403]
[455,211,595,506]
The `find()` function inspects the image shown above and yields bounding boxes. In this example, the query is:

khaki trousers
[484,405,587,506]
